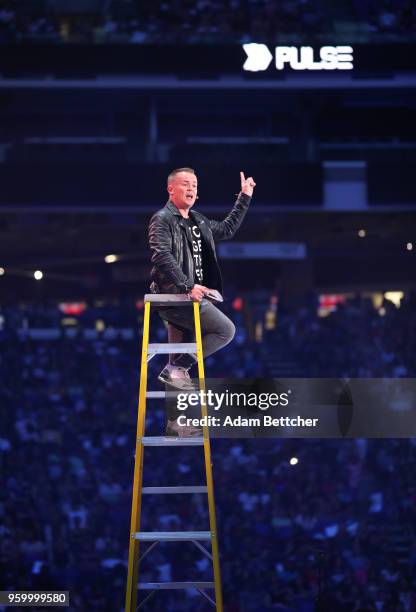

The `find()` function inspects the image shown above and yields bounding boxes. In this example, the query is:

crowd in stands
[1,292,416,610]
[0,0,415,45]
[269,292,416,379]
[353,0,416,36]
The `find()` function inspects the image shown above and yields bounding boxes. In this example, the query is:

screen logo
[243,44,353,72]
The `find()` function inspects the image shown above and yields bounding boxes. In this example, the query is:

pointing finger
[240,171,245,184]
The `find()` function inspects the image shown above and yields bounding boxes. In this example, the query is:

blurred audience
[0,0,414,45]
[0,292,415,610]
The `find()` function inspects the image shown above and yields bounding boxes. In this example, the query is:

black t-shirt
[184,218,204,284]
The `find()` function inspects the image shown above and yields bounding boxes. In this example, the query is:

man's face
[168,171,198,209]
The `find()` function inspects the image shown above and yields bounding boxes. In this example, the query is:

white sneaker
[158,365,196,391]
[165,419,203,437]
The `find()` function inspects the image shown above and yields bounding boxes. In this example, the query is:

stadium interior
[1,1,416,611]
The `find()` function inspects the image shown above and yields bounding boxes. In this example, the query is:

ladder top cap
[145,294,193,305]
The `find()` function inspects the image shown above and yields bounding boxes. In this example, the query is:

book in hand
[205,289,224,303]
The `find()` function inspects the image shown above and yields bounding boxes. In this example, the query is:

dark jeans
[158,298,236,368]
[158,299,235,421]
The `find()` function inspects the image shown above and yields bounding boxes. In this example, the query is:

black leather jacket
[148,193,251,294]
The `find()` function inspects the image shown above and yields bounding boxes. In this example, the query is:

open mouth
[186,195,194,201]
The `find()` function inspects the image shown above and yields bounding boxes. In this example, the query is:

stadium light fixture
[358,229,366,238]
[289,457,298,466]
[384,292,403,308]
[406,242,413,251]
[105,254,118,263]
[0,267,4,276]
[34,270,43,280]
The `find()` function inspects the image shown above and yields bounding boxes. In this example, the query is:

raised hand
[240,171,256,197]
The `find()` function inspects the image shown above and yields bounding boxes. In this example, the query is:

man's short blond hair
[167,167,196,186]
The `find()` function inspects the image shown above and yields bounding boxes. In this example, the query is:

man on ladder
[148,167,256,436]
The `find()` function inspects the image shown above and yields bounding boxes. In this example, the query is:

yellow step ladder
[125,294,223,611]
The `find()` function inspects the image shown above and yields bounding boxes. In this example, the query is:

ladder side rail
[125,301,151,612]
[193,302,224,612]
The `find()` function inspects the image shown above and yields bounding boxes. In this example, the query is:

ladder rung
[142,486,208,494]
[147,343,197,354]
[146,391,183,399]
[140,436,204,446]
[146,391,166,399]
[135,531,211,541]
[139,581,214,590]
